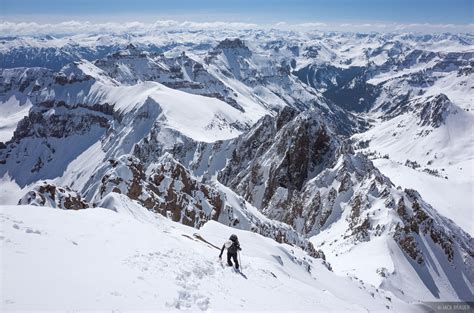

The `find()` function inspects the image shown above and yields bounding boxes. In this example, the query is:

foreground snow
[0,203,418,312]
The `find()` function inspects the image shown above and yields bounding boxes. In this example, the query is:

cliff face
[218,106,339,211]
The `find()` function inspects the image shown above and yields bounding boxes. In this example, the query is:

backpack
[227,240,240,254]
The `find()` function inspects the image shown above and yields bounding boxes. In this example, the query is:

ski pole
[238,251,242,269]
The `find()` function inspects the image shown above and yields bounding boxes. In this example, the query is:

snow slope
[352,98,474,236]
[0,175,23,205]
[311,209,474,303]
[373,158,474,236]
[0,93,31,142]
[0,201,413,312]
[88,80,250,142]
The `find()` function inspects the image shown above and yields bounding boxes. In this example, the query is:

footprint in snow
[25,228,42,235]
[110,291,121,297]
[167,290,210,311]
[167,262,213,311]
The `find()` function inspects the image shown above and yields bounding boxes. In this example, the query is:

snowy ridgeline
[0,198,415,312]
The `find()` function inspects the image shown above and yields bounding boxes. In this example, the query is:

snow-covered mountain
[1,29,473,311]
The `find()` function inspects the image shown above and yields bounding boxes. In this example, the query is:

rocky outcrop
[215,38,249,51]
[11,105,110,143]
[19,182,90,210]
[379,93,457,130]
[416,94,454,128]
[97,154,223,228]
[0,67,54,95]
[219,107,339,212]
[392,189,473,265]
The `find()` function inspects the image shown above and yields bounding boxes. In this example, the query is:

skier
[219,234,242,269]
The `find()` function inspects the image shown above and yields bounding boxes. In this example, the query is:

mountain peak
[215,38,248,50]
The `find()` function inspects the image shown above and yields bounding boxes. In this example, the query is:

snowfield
[0,202,415,312]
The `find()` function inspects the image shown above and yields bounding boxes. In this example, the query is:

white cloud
[335,22,473,33]
[0,20,472,36]
[293,22,328,28]
[0,20,259,36]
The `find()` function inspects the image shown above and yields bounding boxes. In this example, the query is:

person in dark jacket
[219,234,241,269]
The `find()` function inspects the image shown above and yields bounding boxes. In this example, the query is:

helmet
[230,234,238,241]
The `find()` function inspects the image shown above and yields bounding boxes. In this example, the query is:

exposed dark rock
[416,94,453,128]
[19,182,90,210]
[98,154,224,228]
[11,106,110,144]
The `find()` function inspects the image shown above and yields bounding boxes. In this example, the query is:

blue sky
[2,0,473,24]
